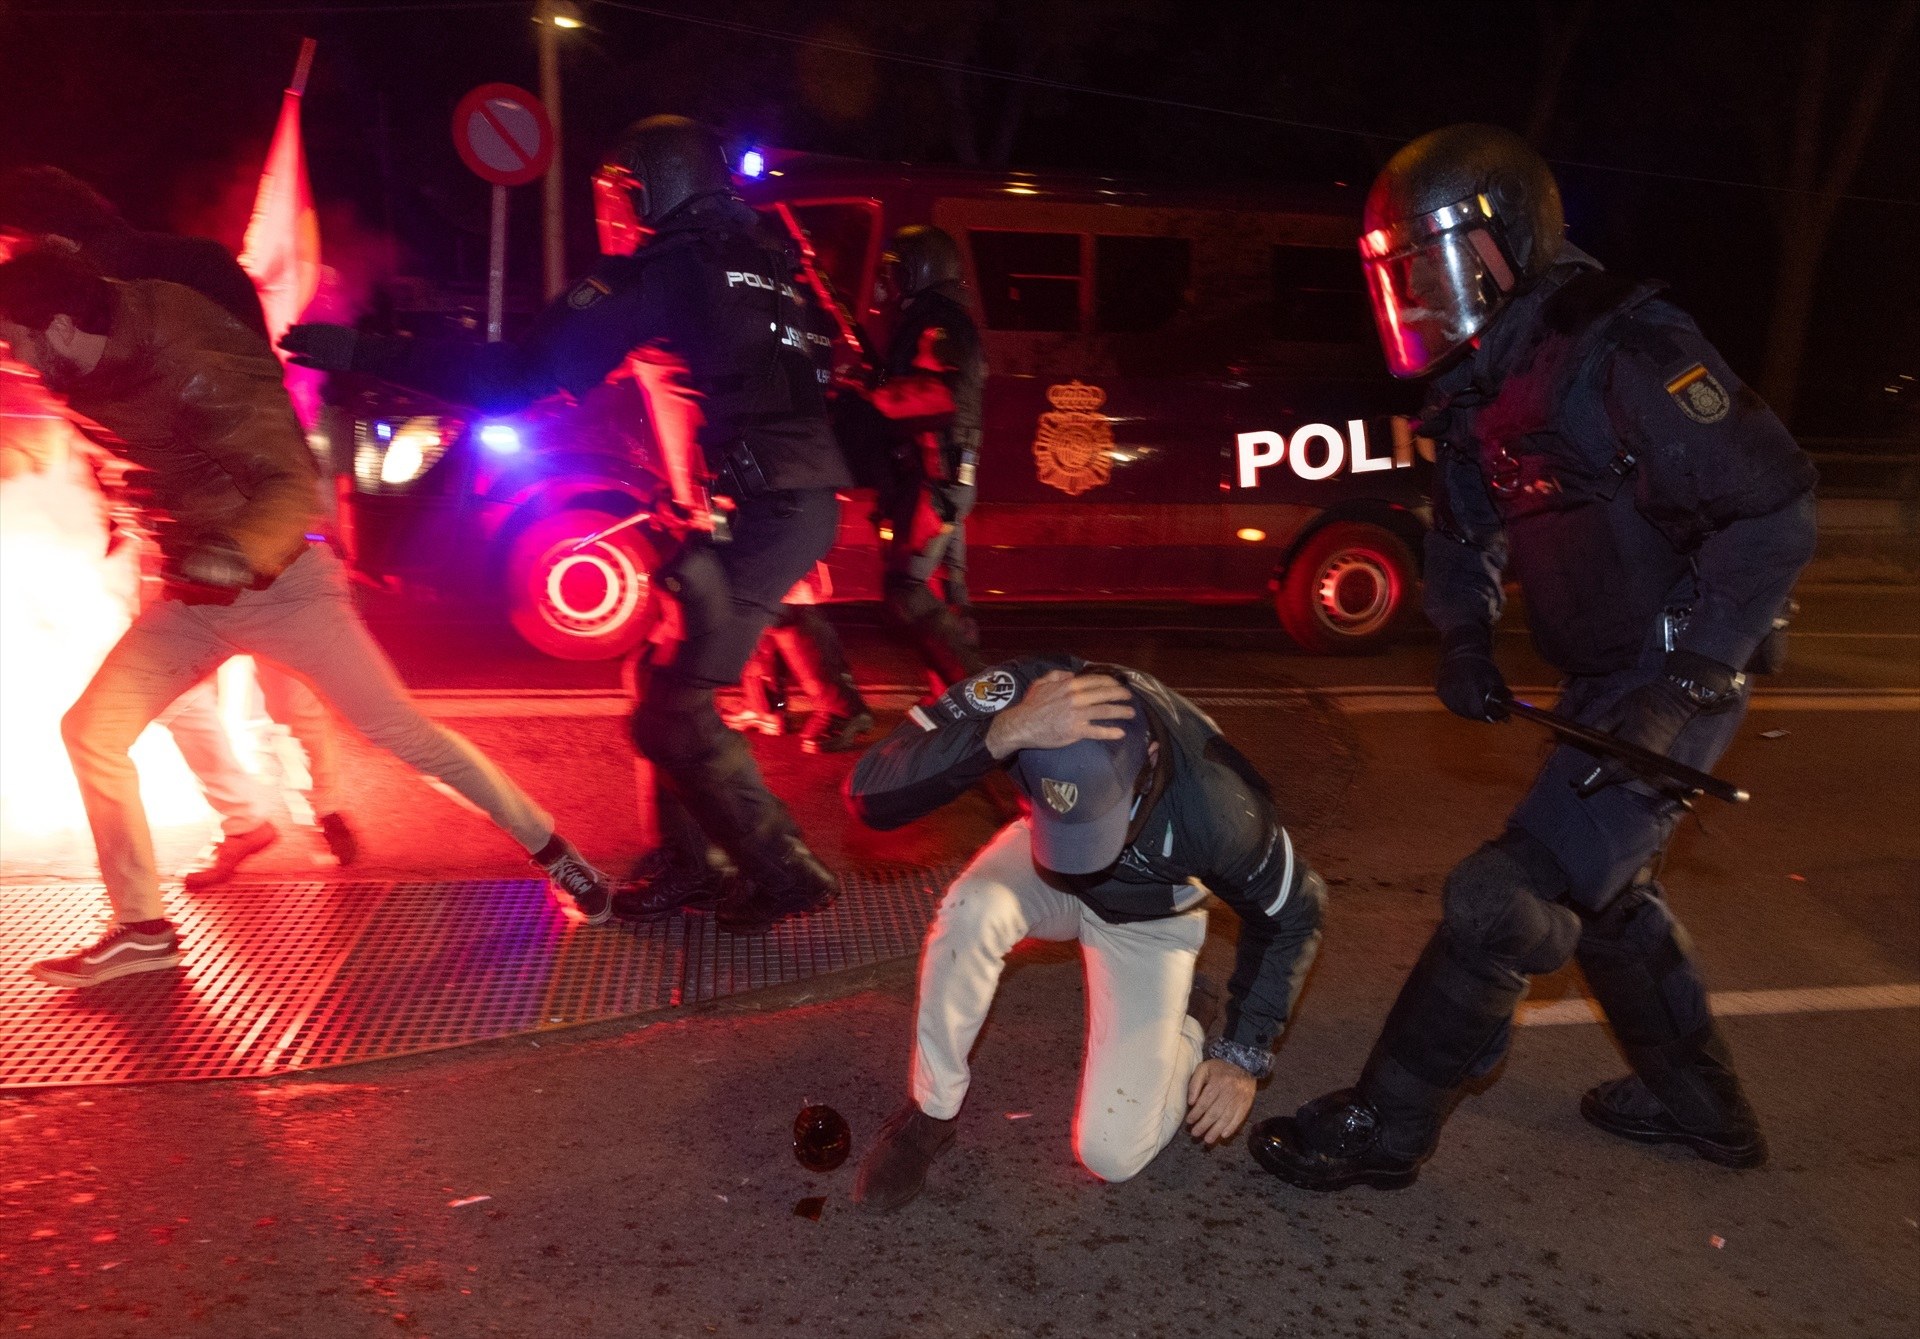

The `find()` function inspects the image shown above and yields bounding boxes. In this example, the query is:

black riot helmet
[1358,124,1566,378]
[593,115,735,255]
[877,225,964,306]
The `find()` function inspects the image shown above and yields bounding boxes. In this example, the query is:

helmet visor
[593,168,646,257]
[1360,197,1516,378]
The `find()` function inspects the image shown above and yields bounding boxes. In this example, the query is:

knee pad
[628,677,719,765]
[1441,830,1580,976]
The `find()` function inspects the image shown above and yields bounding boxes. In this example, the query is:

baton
[566,510,652,553]
[1491,691,1750,804]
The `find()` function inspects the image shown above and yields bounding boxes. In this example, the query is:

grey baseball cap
[1009,710,1151,875]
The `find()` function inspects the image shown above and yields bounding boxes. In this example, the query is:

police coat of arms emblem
[1033,381,1115,496]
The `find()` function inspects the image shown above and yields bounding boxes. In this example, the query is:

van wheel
[505,508,656,661]
[1275,521,1413,655]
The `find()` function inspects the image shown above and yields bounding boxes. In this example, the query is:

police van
[329,156,1430,659]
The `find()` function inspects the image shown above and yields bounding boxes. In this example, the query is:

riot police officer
[283,116,853,935]
[867,225,987,686]
[1251,125,1817,1190]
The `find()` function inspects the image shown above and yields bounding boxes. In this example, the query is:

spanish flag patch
[1663,362,1731,424]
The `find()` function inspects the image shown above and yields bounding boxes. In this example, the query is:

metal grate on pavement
[0,866,956,1089]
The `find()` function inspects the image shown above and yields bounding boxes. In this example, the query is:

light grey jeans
[912,819,1210,1183]
[63,546,553,922]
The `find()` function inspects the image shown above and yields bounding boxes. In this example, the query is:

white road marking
[409,686,1920,718]
[1518,982,1920,1027]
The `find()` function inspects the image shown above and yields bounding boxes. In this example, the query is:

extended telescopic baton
[1489,690,1750,804]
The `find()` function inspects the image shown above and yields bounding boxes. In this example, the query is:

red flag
[239,38,321,348]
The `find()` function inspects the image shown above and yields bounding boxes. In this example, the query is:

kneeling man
[846,657,1325,1208]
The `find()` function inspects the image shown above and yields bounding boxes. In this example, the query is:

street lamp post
[535,1,583,301]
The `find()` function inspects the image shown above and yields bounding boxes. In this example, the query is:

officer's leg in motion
[1253,674,1763,1189]
[881,479,984,689]
[625,489,841,934]
[768,603,872,753]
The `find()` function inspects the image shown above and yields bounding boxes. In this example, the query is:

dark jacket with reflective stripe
[847,653,1323,1059]
[1422,262,1817,675]
[359,197,852,493]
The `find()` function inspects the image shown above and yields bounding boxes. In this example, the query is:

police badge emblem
[1033,381,1115,496]
[962,670,1017,713]
[1665,363,1731,424]
[1040,778,1078,814]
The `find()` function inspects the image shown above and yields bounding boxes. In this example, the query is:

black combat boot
[1250,1088,1426,1191]
[714,838,839,936]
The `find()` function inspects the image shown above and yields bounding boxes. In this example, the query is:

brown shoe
[851,1103,957,1211]
[182,823,279,890]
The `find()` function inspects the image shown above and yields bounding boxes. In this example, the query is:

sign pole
[487,182,507,342]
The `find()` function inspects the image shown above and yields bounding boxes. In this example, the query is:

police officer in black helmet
[283,115,852,935]
[1251,124,1817,1190]
[866,224,988,686]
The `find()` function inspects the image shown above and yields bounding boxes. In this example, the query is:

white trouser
[912,819,1209,1183]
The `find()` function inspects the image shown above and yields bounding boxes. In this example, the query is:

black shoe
[535,838,613,926]
[318,812,359,867]
[182,823,279,890]
[851,1103,958,1211]
[800,708,874,755]
[1249,1088,1425,1192]
[715,848,839,936]
[612,850,727,919]
[1580,1075,1768,1169]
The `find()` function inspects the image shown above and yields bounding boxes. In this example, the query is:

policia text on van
[320,155,1428,659]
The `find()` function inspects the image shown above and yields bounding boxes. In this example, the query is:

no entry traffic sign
[452,83,553,187]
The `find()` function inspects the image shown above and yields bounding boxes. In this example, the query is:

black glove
[280,322,359,372]
[1435,625,1510,722]
[1574,651,1740,797]
[173,541,254,592]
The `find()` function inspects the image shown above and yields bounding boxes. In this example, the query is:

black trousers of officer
[879,474,984,686]
[628,487,839,885]
[1358,633,1757,1158]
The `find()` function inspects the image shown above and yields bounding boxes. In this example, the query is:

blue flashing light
[739,149,766,179]
[478,423,522,454]
[374,420,393,442]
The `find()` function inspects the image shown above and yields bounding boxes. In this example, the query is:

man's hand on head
[985,669,1134,760]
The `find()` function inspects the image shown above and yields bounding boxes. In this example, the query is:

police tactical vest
[887,286,986,472]
[1460,269,1694,674]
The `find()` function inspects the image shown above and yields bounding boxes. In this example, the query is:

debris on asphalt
[1710,1235,1726,1249]
[793,1197,826,1221]
[1788,874,1807,882]
[448,1195,491,1208]
[793,1103,851,1172]
[1759,729,1789,739]
[1005,1111,1033,1120]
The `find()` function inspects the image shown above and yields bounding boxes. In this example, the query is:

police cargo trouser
[912,819,1211,1183]
[62,546,555,924]
[880,474,982,686]
[628,487,840,886]
[1358,638,1757,1159]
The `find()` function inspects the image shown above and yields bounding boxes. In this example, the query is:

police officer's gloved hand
[280,323,359,372]
[1574,651,1741,797]
[1435,625,1510,722]
[173,540,254,593]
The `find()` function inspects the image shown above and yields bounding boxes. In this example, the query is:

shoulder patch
[957,669,1018,715]
[567,276,612,311]
[1664,362,1731,424]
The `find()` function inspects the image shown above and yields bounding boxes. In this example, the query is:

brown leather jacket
[60,278,318,581]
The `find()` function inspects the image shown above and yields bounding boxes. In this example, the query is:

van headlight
[354,416,462,492]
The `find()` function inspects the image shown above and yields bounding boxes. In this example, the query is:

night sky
[2,0,1915,434]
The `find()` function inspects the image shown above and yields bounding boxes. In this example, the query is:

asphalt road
[2,581,1916,1337]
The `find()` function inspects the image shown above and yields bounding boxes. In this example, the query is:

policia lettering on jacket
[283,116,855,936]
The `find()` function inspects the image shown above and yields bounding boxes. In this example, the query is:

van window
[785,202,878,310]
[1271,245,1372,344]
[1095,235,1190,333]
[969,230,1081,332]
